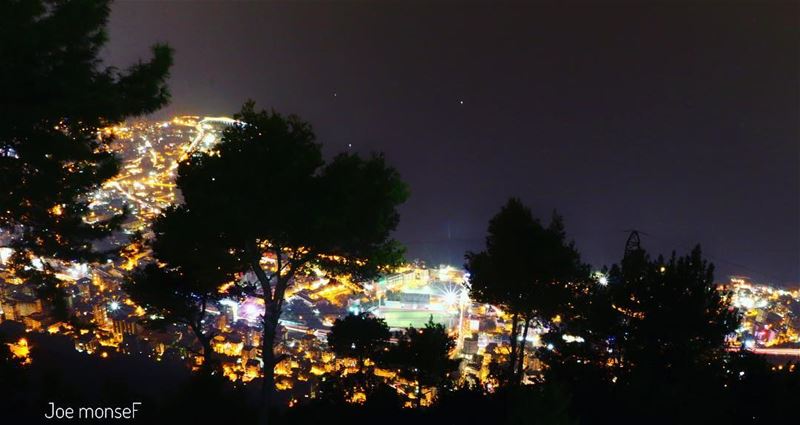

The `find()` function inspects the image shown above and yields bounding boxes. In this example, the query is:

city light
[2,115,797,411]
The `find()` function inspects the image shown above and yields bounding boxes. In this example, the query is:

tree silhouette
[324,313,391,405]
[125,206,239,373]
[722,352,800,423]
[173,101,408,421]
[389,318,459,407]
[606,246,741,423]
[466,198,586,384]
[0,0,172,318]
[465,199,533,383]
[541,243,743,424]
[609,245,739,377]
[328,313,390,375]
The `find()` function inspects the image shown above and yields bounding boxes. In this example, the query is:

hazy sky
[105,0,799,285]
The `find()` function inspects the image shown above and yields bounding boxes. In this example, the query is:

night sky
[105,1,798,285]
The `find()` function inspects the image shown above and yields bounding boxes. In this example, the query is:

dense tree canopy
[541,243,745,424]
[465,198,587,383]
[328,313,390,373]
[125,206,240,371]
[388,318,459,406]
[608,246,740,373]
[173,101,408,420]
[0,0,172,315]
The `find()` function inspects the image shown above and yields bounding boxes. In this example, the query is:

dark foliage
[172,101,408,419]
[609,246,740,373]
[541,244,747,424]
[466,198,587,382]
[386,318,460,406]
[328,313,390,373]
[0,0,172,318]
[124,207,240,371]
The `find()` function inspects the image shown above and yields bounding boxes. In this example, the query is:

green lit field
[377,309,457,329]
